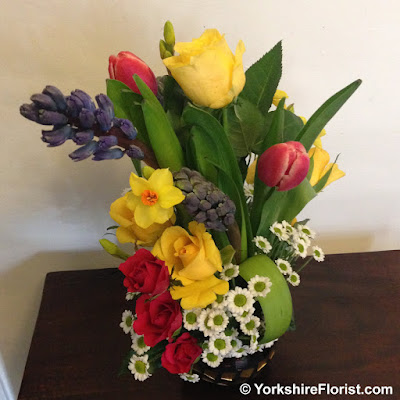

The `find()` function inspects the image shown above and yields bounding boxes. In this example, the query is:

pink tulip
[257,141,310,192]
[108,51,158,96]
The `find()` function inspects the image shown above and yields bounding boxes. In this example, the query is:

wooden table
[18,250,399,399]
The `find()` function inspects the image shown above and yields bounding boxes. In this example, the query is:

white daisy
[125,292,137,301]
[201,350,223,368]
[234,306,256,322]
[270,222,289,241]
[244,182,254,199]
[282,220,295,236]
[260,339,277,350]
[234,346,249,358]
[208,335,233,356]
[312,246,325,262]
[211,294,227,310]
[275,259,292,275]
[240,316,261,335]
[226,287,255,316]
[183,309,202,331]
[248,275,272,298]
[296,232,311,247]
[287,271,300,287]
[131,333,150,355]
[292,239,308,258]
[296,224,316,239]
[128,354,151,381]
[208,310,229,333]
[253,236,272,254]
[228,337,243,358]
[220,263,240,281]
[249,331,260,351]
[179,373,200,383]
[198,308,216,337]
[120,310,134,334]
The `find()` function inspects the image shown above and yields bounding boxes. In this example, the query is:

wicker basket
[192,346,275,386]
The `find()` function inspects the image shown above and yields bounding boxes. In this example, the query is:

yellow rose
[163,29,246,109]
[152,221,228,309]
[110,194,175,247]
[308,147,345,189]
[245,158,257,184]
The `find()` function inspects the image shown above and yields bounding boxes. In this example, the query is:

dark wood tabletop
[18,250,400,400]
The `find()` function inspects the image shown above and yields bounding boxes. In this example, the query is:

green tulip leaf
[296,79,362,150]
[134,75,184,172]
[240,41,282,114]
[239,254,293,343]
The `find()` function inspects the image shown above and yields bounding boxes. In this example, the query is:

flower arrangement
[20,21,361,384]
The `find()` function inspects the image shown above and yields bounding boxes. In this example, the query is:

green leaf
[133,75,184,172]
[257,179,317,236]
[239,255,292,343]
[220,245,236,265]
[106,225,119,230]
[296,79,362,150]
[118,349,134,377]
[259,97,285,152]
[224,99,265,157]
[240,41,282,114]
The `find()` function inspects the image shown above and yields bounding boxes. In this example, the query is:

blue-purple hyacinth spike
[69,141,99,161]
[98,135,118,150]
[92,148,125,161]
[113,118,137,139]
[42,125,73,147]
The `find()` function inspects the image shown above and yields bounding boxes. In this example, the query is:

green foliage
[240,41,283,115]
[256,179,317,237]
[223,99,265,157]
[134,75,184,172]
[220,245,236,265]
[259,97,285,152]
[296,79,362,150]
[239,254,292,343]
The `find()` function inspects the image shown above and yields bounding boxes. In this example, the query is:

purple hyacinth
[20,86,144,162]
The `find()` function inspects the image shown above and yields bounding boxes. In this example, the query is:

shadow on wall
[0,250,119,399]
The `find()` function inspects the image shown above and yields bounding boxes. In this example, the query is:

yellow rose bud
[163,29,246,109]
[110,194,175,247]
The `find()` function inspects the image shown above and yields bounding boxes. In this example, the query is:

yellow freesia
[308,147,345,189]
[245,158,257,184]
[109,194,175,247]
[126,168,184,229]
[163,29,246,109]
[152,221,228,309]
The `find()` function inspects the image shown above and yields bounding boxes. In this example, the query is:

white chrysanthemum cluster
[120,310,134,334]
[128,354,151,381]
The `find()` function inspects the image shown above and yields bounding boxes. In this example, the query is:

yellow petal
[109,195,133,228]
[321,163,345,189]
[134,202,158,229]
[158,185,185,208]
[148,168,173,191]
[246,158,257,184]
[313,137,323,149]
[129,173,149,196]
[272,90,288,107]
[116,227,137,244]
[308,147,330,186]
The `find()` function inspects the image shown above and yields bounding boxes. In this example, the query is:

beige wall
[1,0,399,398]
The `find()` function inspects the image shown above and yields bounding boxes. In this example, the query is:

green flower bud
[163,21,175,47]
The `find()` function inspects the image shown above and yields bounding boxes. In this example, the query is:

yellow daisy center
[141,190,159,206]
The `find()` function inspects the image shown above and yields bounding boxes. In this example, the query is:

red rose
[109,51,158,96]
[133,291,182,347]
[161,333,203,374]
[119,249,170,295]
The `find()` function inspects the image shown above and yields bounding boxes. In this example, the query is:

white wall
[0,0,399,397]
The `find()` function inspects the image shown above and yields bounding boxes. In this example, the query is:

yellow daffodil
[126,168,185,229]
[152,221,228,309]
[109,194,175,247]
[163,29,246,109]
[308,147,345,189]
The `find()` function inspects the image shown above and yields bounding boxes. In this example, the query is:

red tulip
[108,51,158,95]
[257,141,310,191]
